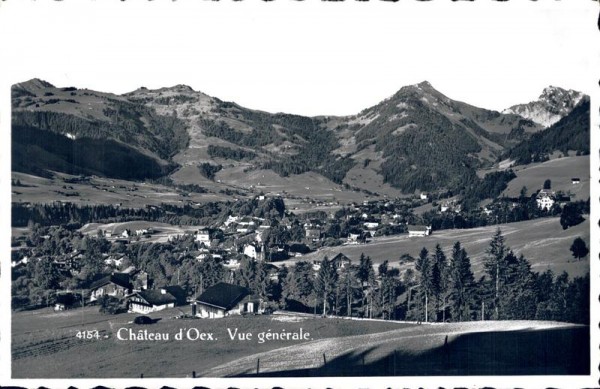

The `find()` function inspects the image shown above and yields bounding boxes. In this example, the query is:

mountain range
[11,79,589,196]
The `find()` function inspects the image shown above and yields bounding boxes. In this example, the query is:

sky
[0,1,597,117]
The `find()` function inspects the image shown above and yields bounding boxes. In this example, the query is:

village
[10,173,589,326]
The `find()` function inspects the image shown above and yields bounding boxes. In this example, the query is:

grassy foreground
[12,307,589,378]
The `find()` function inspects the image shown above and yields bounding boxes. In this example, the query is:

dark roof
[89,273,132,290]
[331,253,351,264]
[136,289,177,306]
[163,285,187,305]
[407,225,429,232]
[196,282,250,310]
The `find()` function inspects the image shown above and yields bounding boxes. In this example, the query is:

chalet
[407,225,432,237]
[331,253,351,269]
[571,178,581,185]
[120,229,130,239]
[129,286,186,314]
[89,273,132,302]
[194,282,257,318]
[305,227,322,242]
[104,254,126,268]
[244,243,264,261]
[224,257,241,268]
[536,189,555,211]
[363,222,379,230]
[196,230,211,247]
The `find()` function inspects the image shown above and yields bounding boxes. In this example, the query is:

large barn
[194,282,261,318]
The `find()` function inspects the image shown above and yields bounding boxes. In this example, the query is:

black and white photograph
[1,0,598,387]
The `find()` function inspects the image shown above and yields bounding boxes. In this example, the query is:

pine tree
[484,228,507,319]
[315,256,338,315]
[356,253,375,318]
[448,242,475,322]
[430,244,447,321]
[415,247,432,322]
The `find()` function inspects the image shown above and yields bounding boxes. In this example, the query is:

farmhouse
[244,243,264,261]
[89,272,132,302]
[407,225,432,237]
[195,229,211,247]
[536,189,555,211]
[129,286,186,314]
[194,282,259,318]
[331,253,351,269]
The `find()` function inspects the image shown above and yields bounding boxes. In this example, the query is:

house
[244,243,263,261]
[536,189,555,211]
[347,232,364,245]
[571,178,581,185]
[196,229,211,247]
[194,282,254,318]
[363,222,379,230]
[89,272,133,302]
[304,223,322,242]
[407,225,432,237]
[129,286,186,314]
[331,253,351,269]
[420,193,428,201]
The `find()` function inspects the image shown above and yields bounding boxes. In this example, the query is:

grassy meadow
[12,306,588,378]
[296,217,590,278]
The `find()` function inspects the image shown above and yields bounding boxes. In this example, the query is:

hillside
[12,79,587,198]
[297,217,590,278]
[501,98,590,165]
[501,156,590,201]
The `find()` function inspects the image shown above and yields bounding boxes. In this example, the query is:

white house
[243,244,263,261]
[536,189,555,211]
[407,225,432,237]
[196,229,211,247]
[420,193,428,201]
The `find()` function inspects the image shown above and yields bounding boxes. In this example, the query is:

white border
[1,1,598,388]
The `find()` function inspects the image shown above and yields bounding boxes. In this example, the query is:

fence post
[192,370,196,378]
[323,353,327,365]
[256,358,260,375]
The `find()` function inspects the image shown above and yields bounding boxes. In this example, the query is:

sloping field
[12,308,409,378]
[207,319,588,377]
[502,156,589,201]
[297,217,590,278]
[12,307,587,378]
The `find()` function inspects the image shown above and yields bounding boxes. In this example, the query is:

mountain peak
[503,85,586,127]
[14,78,55,91]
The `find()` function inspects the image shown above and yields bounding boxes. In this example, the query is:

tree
[282,261,314,310]
[315,256,338,315]
[448,242,475,321]
[483,228,506,319]
[543,179,552,190]
[560,203,584,230]
[570,237,589,260]
[356,253,375,318]
[415,247,432,322]
[430,244,448,321]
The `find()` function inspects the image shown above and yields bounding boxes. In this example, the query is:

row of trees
[409,230,589,324]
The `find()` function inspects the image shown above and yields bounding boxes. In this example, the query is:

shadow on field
[238,326,589,377]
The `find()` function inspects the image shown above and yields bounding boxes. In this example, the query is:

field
[296,217,590,278]
[12,307,588,378]
[501,156,589,201]
[11,171,231,207]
